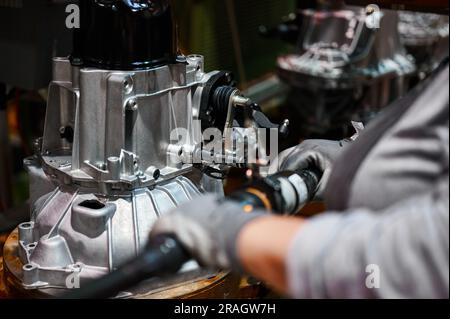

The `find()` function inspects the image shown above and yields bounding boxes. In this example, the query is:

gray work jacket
[287,64,449,298]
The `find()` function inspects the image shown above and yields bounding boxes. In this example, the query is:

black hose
[62,168,322,299]
[63,236,190,299]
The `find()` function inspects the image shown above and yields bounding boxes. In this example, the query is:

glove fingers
[315,168,332,200]
[269,147,297,174]
[150,214,224,268]
[281,152,312,171]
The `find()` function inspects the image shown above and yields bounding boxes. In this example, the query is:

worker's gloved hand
[269,139,349,200]
[149,195,265,272]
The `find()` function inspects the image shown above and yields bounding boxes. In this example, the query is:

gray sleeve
[286,175,449,299]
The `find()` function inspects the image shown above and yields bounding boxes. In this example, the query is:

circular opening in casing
[20,223,32,229]
[24,264,34,271]
[79,200,106,210]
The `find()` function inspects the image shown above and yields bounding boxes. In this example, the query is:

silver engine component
[398,11,449,76]
[277,6,416,136]
[278,7,415,89]
[18,55,225,290]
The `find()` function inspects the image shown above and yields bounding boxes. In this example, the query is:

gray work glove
[149,194,265,272]
[269,139,350,200]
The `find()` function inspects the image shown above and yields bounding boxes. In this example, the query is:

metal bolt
[71,57,83,66]
[232,95,251,107]
[366,5,375,14]
[126,99,138,111]
[123,77,134,94]
[33,138,43,152]
[225,72,233,83]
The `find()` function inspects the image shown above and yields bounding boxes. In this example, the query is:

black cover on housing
[72,0,177,70]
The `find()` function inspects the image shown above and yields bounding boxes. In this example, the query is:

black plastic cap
[72,0,178,70]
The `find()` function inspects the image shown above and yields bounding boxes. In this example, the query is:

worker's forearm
[236,216,306,294]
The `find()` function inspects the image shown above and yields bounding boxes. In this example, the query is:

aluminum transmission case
[276,6,417,136]
[17,55,225,290]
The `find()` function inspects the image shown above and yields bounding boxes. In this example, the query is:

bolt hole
[27,243,36,249]
[188,54,202,59]
[124,78,133,94]
[20,223,32,229]
[79,200,105,210]
[24,264,34,270]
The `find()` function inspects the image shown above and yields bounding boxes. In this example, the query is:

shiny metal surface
[3,229,241,298]
[278,7,415,90]
[277,5,416,136]
[399,11,449,75]
[13,55,226,292]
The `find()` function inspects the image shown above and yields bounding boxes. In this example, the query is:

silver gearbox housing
[19,55,224,290]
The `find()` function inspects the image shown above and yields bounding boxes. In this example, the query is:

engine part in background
[276,4,416,139]
[345,0,449,14]
[59,167,321,299]
[398,11,449,79]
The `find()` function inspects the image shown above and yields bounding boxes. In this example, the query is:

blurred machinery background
[262,0,448,139]
[0,0,449,299]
